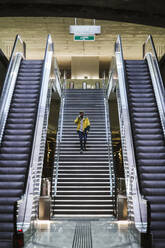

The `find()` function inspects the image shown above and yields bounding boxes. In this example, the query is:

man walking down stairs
[52,88,115,217]
[74,111,90,154]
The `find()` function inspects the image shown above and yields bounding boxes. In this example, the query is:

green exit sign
[74,35,95,41]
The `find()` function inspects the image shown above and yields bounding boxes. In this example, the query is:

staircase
[125,59,165,248]
[51,89,115,218]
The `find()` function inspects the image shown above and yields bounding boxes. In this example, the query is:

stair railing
[52,73,66,203]
[107,56,117,100]
[54,57,62,98]
[114,35,147,232]
[17,34,54,231]
[0,35,25,145]
[103,74,115,205]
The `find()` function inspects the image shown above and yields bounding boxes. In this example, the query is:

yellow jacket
[74,116,90,131]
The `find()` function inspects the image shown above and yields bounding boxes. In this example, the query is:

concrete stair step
[51,214,114,218]
[53,204,113,209]
[56,191,112,195]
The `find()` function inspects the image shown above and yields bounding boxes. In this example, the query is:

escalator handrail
[0,35,25,145]
[143,35,158,62]
[17,34,54,229]
[144,35,165,120]
[115,35,147,231]
[9,34,26,62]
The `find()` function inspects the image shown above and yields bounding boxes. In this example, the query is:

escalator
[0,59,43,247]
[125,59,165,248]
[0,35,53,247]
[113,35,165,248]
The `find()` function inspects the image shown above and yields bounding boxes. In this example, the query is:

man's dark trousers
[78,131,88,150]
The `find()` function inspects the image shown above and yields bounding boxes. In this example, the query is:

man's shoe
[80,149,83,154]
[84,147,87,151]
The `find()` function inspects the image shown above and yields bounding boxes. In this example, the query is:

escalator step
[0,206,14,213]
[125,60,146,64]
[6,118,35,124]
[151,204,165,212]
[0,160,28,167]
[0,175,25,182]
[9,108,36,113]
[10,103,37,108]
[7,113,37,119]
[132,117,160,123]
[130,102,157,108]
[142,180,165,188]
[1,141,31,147]
[133,123,161,129]
[0,147,30,154]
[137,153,165,159]
[5,123,34,129]
[16,80,40,85]
[134,128,162,134]
[15,85,40,90]
[129,93,154,98]
[141,174,165,180]
[135,134,163,140]
[129,84,152,89]
[0,153,29,160]
[139,166,165,173]
[0,214,14,222]
[0,223,14,232]
[2,135,32,141]
[4,129,33,135]
[21,60,43,64]
[12,93,38,99]
[131,112,159,118]
[130,97,155,103]
[0,189,23,197]
[0,182,24,189]
[12,98,38,103]
[138,159,165,166]
[143,188,165,196]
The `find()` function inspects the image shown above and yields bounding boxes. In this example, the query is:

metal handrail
[143,35,165,136]
[115,35,147,232]
[143,35,158,62]
[0,35,26,144]
[54,58,62,97]
[52,66,67,202]
[17,34,54,231]
[107,56,117,99]
[53,89,65,197]
[9,34,26,61]
[103,84,115,198]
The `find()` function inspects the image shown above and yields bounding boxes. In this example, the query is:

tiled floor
[24,219,141,248]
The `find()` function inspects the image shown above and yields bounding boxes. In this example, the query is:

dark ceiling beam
[0,3,165,27]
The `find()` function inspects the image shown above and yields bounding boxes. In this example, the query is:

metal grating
[72,222,92,248]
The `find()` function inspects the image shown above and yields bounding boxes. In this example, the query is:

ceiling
[0,17,165,72]
[1,0,165,27]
